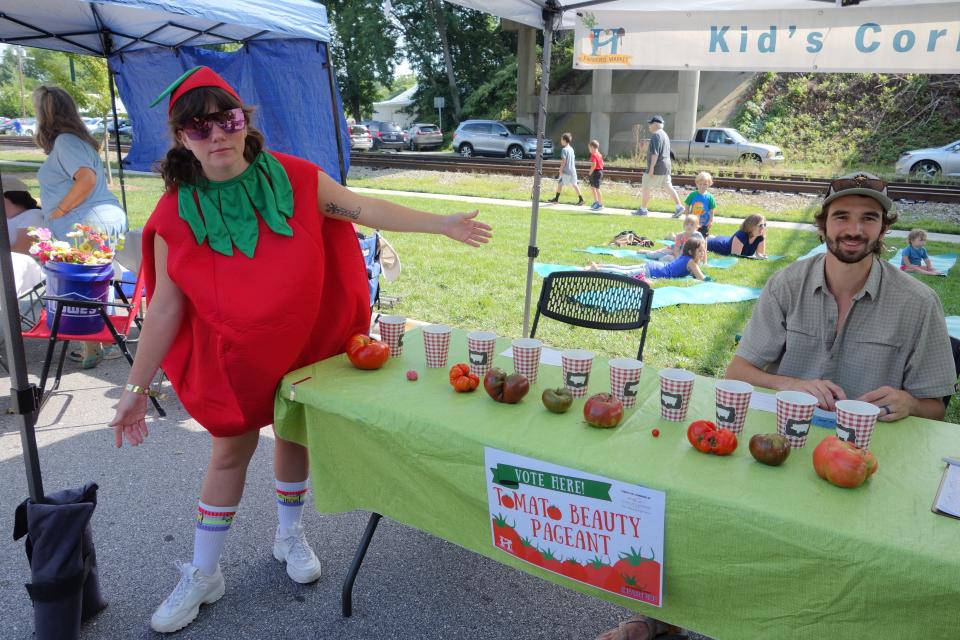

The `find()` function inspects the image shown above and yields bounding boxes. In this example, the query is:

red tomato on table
[345,334,390,370]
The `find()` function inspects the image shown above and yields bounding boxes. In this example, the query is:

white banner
[574,6,960,73]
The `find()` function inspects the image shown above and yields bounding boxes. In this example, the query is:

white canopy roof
[446,0,960,29]
[0,0,330,56]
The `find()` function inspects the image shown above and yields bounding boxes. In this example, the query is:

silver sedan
[894,140,960,179]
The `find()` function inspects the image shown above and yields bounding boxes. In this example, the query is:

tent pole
[107,66,128,213]
[91,5,128,213]
[0,171,44,503]
[322,42,348,186]
[521,2,559,338]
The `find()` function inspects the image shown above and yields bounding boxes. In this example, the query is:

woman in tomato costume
[108,67,490,633]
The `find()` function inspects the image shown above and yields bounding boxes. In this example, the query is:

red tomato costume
[142,116,368,436]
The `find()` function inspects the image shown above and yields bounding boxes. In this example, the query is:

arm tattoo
[324,201,361,220]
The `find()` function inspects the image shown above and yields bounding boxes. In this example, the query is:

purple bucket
[43,261,114,334]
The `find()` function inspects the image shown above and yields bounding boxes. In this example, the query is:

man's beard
[825,233,878,264]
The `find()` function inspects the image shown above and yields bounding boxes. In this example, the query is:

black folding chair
[945,336,960,409]
[530,271,654,360]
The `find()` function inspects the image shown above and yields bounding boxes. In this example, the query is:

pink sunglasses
[181,108,246,140]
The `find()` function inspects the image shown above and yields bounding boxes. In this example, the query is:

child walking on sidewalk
[588,139,604,210]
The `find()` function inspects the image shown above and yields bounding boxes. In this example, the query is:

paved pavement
[0,339,646,640]
[350,186,960,244]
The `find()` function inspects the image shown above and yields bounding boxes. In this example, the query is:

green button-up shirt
[736,254,956,401]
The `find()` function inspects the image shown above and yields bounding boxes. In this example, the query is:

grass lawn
[348,169,960,235]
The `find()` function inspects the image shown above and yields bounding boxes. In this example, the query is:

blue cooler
[43,261,115,334]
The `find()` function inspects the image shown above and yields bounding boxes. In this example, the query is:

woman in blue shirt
[33,86,127,242]
[707,214,767,258]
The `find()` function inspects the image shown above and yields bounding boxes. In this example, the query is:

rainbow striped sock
[193,501,237,575]
[276,480,307,534]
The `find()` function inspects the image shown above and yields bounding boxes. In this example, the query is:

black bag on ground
[13,482,107,640]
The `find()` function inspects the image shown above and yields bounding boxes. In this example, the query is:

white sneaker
[150,562,225,633]
[273,523,322,584]
[672,204,685,217]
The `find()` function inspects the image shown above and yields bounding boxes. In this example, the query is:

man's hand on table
[780,378,846,411]
[858,386,916,422]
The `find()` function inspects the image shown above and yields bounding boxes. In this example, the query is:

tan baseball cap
[822,171,893,212]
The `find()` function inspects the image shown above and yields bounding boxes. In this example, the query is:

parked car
[362,121,405,151]
[91,118,133,141]
[82,117,103,133]
[8,117,37,136]
[452,120,553,160]
[406,123,443,151]
[894,140,960,179]
[671,128,784,165]
[349,124,373,151]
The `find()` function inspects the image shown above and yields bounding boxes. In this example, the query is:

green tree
[324,0,400,121]
[386,1,515,129]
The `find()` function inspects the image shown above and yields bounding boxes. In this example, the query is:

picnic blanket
[888,249,956,274]
[649,282,762,309]
[575,247,739,269]
[572,281,763,312]
[947,316,960,341]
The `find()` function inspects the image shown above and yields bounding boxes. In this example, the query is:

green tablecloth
[274,328,960,639]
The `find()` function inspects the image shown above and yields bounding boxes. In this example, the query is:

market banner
[573,6,960,73]
[485,447,666,607]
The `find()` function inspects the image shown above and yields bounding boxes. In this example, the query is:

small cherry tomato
[652,428,660,438]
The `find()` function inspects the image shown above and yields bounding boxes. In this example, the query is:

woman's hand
[110,391,150,447]
[442,210,492,247]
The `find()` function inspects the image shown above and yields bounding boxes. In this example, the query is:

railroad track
[351,152,960,204]
[4,135,957,203]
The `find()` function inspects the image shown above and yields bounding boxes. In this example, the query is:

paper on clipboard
[932,460,960,519]
[500,346,564,367]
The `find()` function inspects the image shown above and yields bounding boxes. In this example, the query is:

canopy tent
[0,0,347,509]
[0,0,349,188]
[445,0,960,336]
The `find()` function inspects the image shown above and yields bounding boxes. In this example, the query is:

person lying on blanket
[706,214,768,259]
[585,235,707,281]
[901,228,944,276]
[632,214,699,262]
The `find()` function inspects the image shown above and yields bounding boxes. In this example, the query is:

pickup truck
[670,128,784,165]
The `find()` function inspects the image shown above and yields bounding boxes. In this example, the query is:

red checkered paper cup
[775,391,818,448]
[658,368,695,421]
[467,331,497,377]
[608,358,643,409]
[561,349,594,398]
[422,324,452,368]
[835,400,881,450]
[511,338,542,385]
[715,379,753,435]
[377,315,406,357]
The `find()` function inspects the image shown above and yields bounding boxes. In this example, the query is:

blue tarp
[112,39,350,181]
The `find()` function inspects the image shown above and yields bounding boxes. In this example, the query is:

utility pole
[17,47,26,117]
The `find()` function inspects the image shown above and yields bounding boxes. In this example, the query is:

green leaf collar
[177,152,295,258]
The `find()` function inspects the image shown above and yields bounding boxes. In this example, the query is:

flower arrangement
[28,224,123,265]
